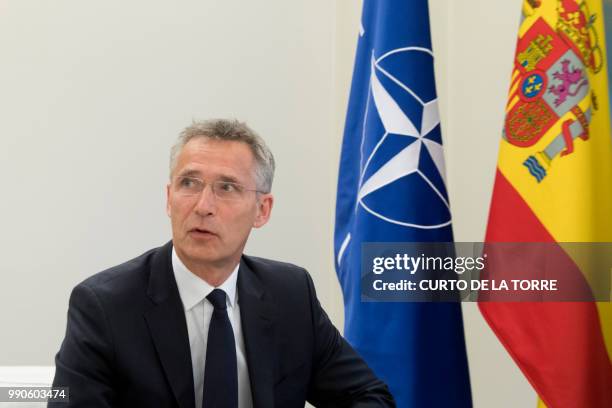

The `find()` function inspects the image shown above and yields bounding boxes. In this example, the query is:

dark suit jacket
[50,241,395,407]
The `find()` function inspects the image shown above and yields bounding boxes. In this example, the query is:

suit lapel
[144,242,195,408]
[238,258,276,408]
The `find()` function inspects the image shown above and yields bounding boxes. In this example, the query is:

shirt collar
[172,246,239,311]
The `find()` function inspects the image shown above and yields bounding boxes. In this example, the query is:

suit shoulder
[241,255,315,294]
[76,245,161,295]
[242,255,308,279]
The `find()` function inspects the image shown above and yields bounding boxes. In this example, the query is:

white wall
[0,0,538,406]
[0,0,340,362]
[443,1,537,407]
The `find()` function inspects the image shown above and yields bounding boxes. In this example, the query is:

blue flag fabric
[334,1,472,406]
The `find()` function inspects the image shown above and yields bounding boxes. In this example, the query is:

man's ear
[253,193,274,228]
[165,183,172,217]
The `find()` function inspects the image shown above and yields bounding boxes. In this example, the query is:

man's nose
[194,183,217,216]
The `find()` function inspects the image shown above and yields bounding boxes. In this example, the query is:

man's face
[166,138,273,272]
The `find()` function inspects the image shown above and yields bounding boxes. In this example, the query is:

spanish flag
[480,1,612,407]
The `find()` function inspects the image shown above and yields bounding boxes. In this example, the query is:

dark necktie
[202,289,238,408]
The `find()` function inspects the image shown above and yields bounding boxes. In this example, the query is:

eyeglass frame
[170,175,268,201]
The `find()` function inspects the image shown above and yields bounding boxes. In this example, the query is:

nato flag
[334,1,472,406]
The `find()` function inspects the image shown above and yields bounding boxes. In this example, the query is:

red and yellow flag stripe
[481,1,612,407]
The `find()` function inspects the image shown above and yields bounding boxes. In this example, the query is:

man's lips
[188,228,218,238]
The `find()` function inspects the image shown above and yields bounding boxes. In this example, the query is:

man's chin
[179,244,226,266]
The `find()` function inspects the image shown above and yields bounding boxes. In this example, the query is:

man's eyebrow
[176,170,241,183]
[217,175,240,183]
[177,169,201,177]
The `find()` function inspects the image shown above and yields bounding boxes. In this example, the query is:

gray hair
[170,119,275,193]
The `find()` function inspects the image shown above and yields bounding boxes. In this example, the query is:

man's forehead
[175,138,255,178]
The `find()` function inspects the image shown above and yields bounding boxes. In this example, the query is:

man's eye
[219,182,236,192]
[180,177,197,188]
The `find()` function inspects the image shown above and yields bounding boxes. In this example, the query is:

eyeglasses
[172,176,264,201]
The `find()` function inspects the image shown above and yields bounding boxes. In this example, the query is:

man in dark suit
[50,119,395,407]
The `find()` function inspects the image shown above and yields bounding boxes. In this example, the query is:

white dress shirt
[172,248,253,408]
